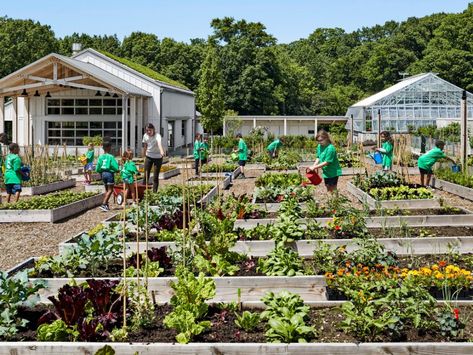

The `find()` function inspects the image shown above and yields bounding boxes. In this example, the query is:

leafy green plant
[0,191,98,210]
[436,306,465,339]
[164,266,216,344]
[0,271,44,339]
[37,319,78,341]
[234,311,261,332]
[369,186,433,200]
[258,246,304,276]
[260,291,315,343]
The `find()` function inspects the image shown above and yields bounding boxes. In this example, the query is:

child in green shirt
[418,140,456,186]
[200,137,209,165]
[309,130,342,193]
[193,133,202,175]
[96,141,119,211]
[120,150,138,206]
[4,143,22,203]
[234,133,248,179]
[83,143,95,185]
[375,131,394,171]
[267,137,284,158]
[0,133,8,204]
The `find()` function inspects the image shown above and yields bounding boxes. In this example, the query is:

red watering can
[304,168,322,186]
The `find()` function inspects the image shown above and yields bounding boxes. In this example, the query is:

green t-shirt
[193,140,201,159]
[96,153,119,173]
[120,160,138,183]
[316,144,342,179]
[381,141,394,168]
[418,147,446,171]
[267,139,282,152]
[200,142,209,160]
[4,153,22,185]
[238,138,248,161]
[86,150,94,164]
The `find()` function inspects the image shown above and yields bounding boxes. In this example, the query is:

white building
[223,115,347,137]
[346,73,473,134]
[0,47,197,154]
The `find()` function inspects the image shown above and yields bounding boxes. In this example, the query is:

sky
[1,0,471,43]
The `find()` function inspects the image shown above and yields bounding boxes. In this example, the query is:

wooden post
[122,95,128,154]
[377,109,381,147]
[0,97,4,134]
[461,90,468,172]
[12,97,17,143]
[137,97,143,155]
[130,96,136,153]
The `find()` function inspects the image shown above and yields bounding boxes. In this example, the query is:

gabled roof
[0,53,151,97]
[73,48,194,95]
[350,73,432,108]
[56,54,151,96]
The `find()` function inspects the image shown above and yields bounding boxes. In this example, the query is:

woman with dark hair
[309,130,342,193]
[142,123,165,192]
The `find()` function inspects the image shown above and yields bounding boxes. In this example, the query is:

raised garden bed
[0,192,103,223]
[59,235,473,257]
[21,179,76,196]
[347,181,440,209]
[188,175,232,190]
[432,177,473,202]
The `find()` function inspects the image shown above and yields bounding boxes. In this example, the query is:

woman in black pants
[142,123,165,192]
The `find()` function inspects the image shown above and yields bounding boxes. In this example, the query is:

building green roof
[98,50,189,90]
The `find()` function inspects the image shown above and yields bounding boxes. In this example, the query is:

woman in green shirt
[375,131,394,171]
[193,133,202,175]
[309,130,342,193]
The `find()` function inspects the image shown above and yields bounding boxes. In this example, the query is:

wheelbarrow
[113,182,149,205]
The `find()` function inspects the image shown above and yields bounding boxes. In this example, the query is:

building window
[182,121,186,137]
[308,129,315,135]
[365,114,373,132]
[46,120,122,146]
[46,98,127,116]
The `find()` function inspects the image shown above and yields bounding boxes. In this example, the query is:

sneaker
[99,204,109,212]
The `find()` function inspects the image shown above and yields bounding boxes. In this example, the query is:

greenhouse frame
[346,73,473,134]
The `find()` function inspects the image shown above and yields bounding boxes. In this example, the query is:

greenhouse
[347,73,473,134]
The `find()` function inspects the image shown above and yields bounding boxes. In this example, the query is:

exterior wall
[239,120,319,137]
[74,51,195,150]
[161,90,194,149]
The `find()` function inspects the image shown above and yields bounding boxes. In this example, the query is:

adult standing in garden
[235,133,248,179]
[309,130,342,192]
[142,123,165,192]
[267,136,284,158]
[375,131,394,171]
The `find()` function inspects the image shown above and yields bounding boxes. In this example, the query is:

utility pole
[461,90,468,172]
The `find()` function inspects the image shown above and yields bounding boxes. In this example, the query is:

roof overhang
[0,53,151,97]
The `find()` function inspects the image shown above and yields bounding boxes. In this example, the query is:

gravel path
[2,167,473,271]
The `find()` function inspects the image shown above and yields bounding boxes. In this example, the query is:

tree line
[0,3,472,125]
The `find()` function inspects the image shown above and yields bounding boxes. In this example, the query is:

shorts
[238,160,247,167]
[419,168,433,175]
[324,176,339,187]
[84,163,94,171]
[5,183,22,194]
[101,171,115,185]
[123,177,133,185]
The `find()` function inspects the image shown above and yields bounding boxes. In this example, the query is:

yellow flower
[431,264,439,271]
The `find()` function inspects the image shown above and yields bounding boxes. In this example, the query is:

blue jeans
[101,171,115,185]
[5,184,22,194]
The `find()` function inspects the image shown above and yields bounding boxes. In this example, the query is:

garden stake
[144,172,149,290]
[134,179,141,293]
[121,193,128,328]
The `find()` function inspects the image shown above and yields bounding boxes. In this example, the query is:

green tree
[0,17,58,77]
[196,41,225,132]
[58,33,121,56]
